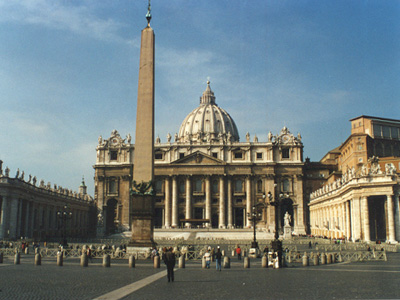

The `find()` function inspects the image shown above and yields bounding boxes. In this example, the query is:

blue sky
[1,0,399,195]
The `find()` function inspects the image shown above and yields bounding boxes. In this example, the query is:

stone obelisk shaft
[130,24,155,247]
[133,26,155,183]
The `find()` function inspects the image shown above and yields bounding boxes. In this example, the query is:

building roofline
[350,115,400,123]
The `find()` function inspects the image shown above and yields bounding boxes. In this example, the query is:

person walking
[164,247,176,282]
[203,249,211,268]
[215,247,222,271]
[236,245,242,260]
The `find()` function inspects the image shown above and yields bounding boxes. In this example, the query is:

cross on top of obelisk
[146,0,152,26]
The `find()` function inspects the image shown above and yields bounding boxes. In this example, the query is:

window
[234,152,243,159]
[212,152,218,158]
[235,198,242,204]
[256,152,263,159]
[212,180,219,194]
[155,152,163,160]
[391,127,399,139]
[358,145,363,150]
[282,148,290,159]
[212,198,218,204]
[179,181,185,194]
[383,126,390,138]
[234,180,243,192]
[358,158,363,163]
[257,179,263,193]
[109,179,117,194]
[110,151,118,161]
[155,181,163,193]
[373,125,382,137]
[282,178,290,192]
[194,179,203,193]
[179,153,185,159]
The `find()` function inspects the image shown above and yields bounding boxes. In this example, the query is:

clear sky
[1,0,399,195]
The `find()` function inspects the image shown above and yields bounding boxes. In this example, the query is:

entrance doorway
[194,207,203,219]
[105,199,118,235]
[154,208,163,228]
[369,197,386,241]
[234,208,244,228]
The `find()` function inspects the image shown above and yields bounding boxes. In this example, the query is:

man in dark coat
[164,247,176,282]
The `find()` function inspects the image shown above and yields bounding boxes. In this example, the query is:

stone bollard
[80,253,88,267]
[337,253,343,263]
[0,252,3,264]
[153,255,160,269]
[313,254,319,266]
[103,254,111,267]
[35,253,41,266]
[244,257,250,268]
[327,253,332,264]
[232,250,235,257]
[223,256,230,269]
[35,247,39,254]
[331,254,336,263]
[179,255,185,268]
[14,252,21,265]
[57,252,63,266]
[202,257,207,269]
[302,252,309,267]
[262,255,268,268]
[222,250,225,257]
[321,253,326,265]
[129,255,135,268]
[287,253,292,263]
[25,247,29,255]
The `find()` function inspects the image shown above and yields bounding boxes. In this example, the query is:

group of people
[203,246,223,271]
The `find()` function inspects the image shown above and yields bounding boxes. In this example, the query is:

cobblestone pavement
[0,253,399,300]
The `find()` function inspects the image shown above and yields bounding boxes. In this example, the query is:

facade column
[205,176,211,228]
[245,177,252,228]
[171,176,178,228]
[164,177,171,228]
[185,177,192,228]
[361,196,370,242]
[24,201,31,238]
[219,176,226,228]
[352,197,362,242]
[227,177,233,229]
[394,190,400,242]
[386,194,396,242]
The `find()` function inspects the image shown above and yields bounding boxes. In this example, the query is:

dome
[178,81,240,143]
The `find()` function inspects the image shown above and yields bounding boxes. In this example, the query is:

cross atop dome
[200,79,216,105]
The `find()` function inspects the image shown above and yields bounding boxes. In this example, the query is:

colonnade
[310,192,400,243]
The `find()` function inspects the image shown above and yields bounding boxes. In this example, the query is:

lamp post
[267,190,288,267]
[57,204,72,247]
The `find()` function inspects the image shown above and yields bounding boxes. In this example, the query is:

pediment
[171,151,225,165]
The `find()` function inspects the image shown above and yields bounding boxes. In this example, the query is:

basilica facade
[94,82,307,236]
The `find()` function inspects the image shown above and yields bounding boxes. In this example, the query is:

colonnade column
[164,177,171,228]
[205,176,211,228]
[171,177,178,228]
[345,201,351,241]
[361,196,370,242]
[227,177,233,229]
[219,176,225,229]
[8,196,19,240]
[386,194,396,242]
[185,177,192,228]
[394,191,400,242]
[0,197,9,239]
[245,177,251,228]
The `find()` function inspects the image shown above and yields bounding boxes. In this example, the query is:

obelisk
[129,1,156,248]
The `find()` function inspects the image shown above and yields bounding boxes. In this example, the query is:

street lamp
[248,205,263,249]
[267,190,289,267]
[57,204,72,247]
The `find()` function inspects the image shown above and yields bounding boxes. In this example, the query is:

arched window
[282,178,290,192]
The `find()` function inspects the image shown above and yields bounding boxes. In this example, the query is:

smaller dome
[178,81,240,143]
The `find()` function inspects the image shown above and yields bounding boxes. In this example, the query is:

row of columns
[160,176,305,232]
[163,176,254,229]
[310,193,399,243]
[0,196,89,240]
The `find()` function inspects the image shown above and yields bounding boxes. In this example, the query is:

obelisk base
[128,194,156,249]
